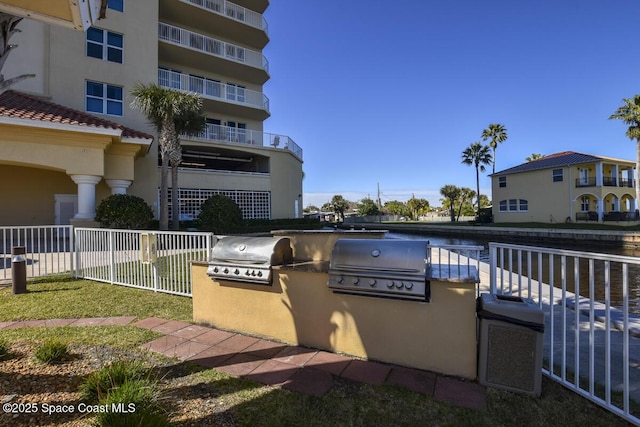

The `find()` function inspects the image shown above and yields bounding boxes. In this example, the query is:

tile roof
[492,151,631,176]
[0,90,153,141]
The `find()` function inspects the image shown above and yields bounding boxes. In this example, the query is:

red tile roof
[0,90,153,141]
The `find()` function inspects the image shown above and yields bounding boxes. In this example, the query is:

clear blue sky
[262,0,640,209]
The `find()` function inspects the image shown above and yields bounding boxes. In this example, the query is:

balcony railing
[158,22,269,72]
[181,0,268,32]
[188,123,303,159]
[158,69,269,112]
[575,177,635,188]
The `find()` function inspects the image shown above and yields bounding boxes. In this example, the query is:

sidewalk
[0,316,487,410]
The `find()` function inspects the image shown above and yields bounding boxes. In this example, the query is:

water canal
[386,230,640,314]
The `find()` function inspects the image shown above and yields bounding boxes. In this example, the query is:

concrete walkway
[0,316,486,410]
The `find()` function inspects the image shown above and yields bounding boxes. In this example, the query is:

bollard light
[11,246,27,295]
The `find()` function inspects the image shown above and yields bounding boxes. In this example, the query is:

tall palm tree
[481,123,508,174]
[461,142,492,211]
[131,83,205,230]
[0,13,35,92]
[610,95,640,213]
[525,153,543,162]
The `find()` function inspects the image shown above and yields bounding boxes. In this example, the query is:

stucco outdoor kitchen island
[192,230,479,379]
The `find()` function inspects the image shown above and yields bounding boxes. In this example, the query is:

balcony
[575,177,635,188]
[158,22,269,84]
[160,0,269,49]
[185,123,303,160]
[158,69,270,121]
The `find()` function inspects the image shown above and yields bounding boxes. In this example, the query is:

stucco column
[106,179,131,195]
[595,162,603,186]
[70,175,101,220]
[596,198,604,222]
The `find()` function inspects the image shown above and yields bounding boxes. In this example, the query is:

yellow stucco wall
[192,263,477,379]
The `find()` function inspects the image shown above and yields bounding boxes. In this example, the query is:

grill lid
[208,236,292,285]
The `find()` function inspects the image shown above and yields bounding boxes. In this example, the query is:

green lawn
[0,276,634,426]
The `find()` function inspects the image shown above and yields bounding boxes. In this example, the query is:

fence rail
[489,242,640,425]
[0,225,73,282]
[75,228,215,297]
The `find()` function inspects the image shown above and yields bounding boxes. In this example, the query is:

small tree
[95,195,154,229]
[440,185,461,222]
[383,200,410,217]
[198,195,243,234]
[330,195,349,222]
[406,197,430,220]
[357,197,380,216]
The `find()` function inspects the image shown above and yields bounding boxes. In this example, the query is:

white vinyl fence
[489,242,640,425]
[0,225,73,282]
[75,228,215,296]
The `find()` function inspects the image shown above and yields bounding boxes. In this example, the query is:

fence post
[109,230,115,285]
[489,243,497,294]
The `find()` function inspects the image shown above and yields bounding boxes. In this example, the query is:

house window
[86,28,123,63]
[226,121,246,143]
[227,83,246,103]
[86,81,123,116]
[498,176,506,188]
[509,199,518,211]
[519,199,528,212]
[581,196,590,211]
[499,200,507,212]
[553,169,563,182]
[108,0,124,12]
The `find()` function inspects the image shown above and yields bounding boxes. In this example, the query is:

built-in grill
[327,239,430,301]
[207,236,292,285]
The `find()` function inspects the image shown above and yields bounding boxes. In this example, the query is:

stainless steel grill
[207,236,292,285]
[327,239,430,301]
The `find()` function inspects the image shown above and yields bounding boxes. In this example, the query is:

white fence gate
[75,228,214,296]
[0,225,74,282]
[489,242,640,425]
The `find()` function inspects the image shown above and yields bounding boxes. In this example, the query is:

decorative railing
[181,0,268,32]
[489,242,640,425]
[576,177,635,188]
[158,22,269,73]
[158,69,269,112]
[188,123,303,160]
[575,177,596,187]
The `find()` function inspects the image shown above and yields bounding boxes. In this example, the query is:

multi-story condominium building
[0,0,303,226]
[491,151,637,224]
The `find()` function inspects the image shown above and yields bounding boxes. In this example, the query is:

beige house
[491,151,637,224]
[1,0,303,226]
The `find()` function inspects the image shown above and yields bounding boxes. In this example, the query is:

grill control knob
[352,278,359,285]
[369,279,376,286]
[387,281,395,288]
[396,282,405,289]
[234,269,240,275]
[257,271,263,277]
[405,282,414,290]
[213,267,219,273]
[223,268,229,274]
[245,270,251,276]
[336,276,343,284]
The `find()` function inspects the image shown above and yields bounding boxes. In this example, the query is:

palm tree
[525,153,543,162]
[440,185,461,222]
[461,142,492,211]
[481,123,508,174]
[0,13,35,92]
[610,95,640,213]
[131,83,205,230]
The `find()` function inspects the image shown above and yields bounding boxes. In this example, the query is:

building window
[581,196,590,211]
[227,83,246,103]
[499,200,507,212]
[108,0,124,12]
[86,81,123,116]
[86,28,123,63]
[498,176,506,188]
[519,199,528,212]
[226,121,247,143]
[553,169,563,182]
[509,199,518,211]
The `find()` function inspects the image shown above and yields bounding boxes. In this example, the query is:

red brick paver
[340,359,391,385]
[434,376,487,410]
[215,353,265,377]
[283,367,334,397]
[386,366,436,396]
[244,359,300,385]
[132,317,169,330]
[304,351,352,376]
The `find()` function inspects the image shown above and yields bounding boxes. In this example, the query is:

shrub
[79,360,149,403]
[95,194,154,229]
[93,380,170,427]
[35,340,70,364]
[197,194,244,234]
